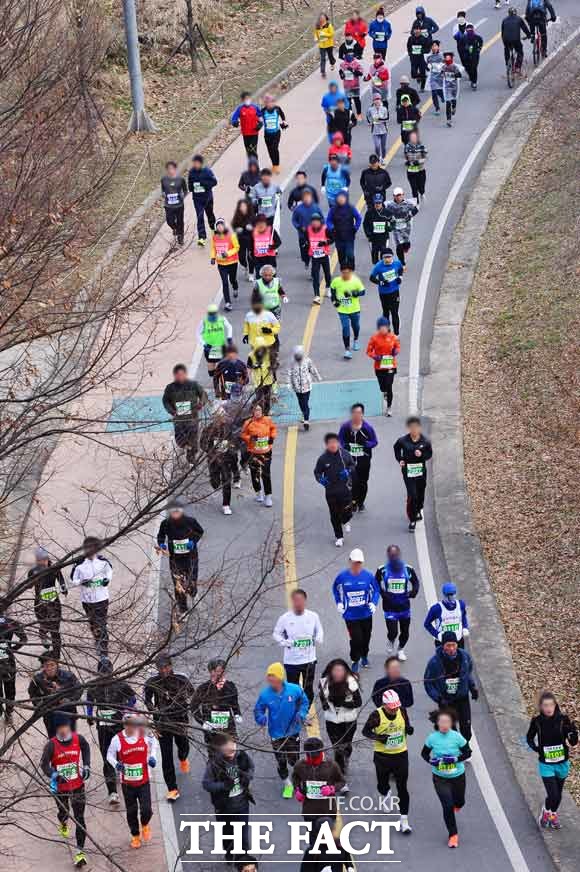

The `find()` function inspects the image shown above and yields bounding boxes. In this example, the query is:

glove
[242,335,249,344]
[211,258,216,265]
[442,756,457,765]
[81,580,91,587]
[148,757,157,768]
[333,301,340,308]
[283,295,289,304]
[369,603,376,614]
[101,579,110,586]
[429,757,440,766]
[158,542,168,551]
[268,437,274,445]
[338,468,349,481]
[234,714,243,724]
[294,788,305,802]
[321,785,335,797]
[471,687,479,701]
[187,540,195,551]
[463,628,470,638]
[232,120,239,128]
[407,725,414,736]
[374,355,382,361]
[82,767,90,781]
[319,473,328,487]
[281,121,289,129]
[337,603,345,615]
[116,762,125,773]
[49,770,59,794]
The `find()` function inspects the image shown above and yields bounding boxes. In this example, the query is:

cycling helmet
[508,6,517,14]
[382,689,401,709]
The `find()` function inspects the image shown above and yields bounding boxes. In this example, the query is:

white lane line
[475,17,488,26]
[410,20,580,872]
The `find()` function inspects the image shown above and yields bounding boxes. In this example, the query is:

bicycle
[532,26,542,66]
[506,44,518,88]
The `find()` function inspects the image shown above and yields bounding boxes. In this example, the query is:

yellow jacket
[315,24,335,49]
[243,310,280,349]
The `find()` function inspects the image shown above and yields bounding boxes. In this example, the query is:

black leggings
[237,233,254,274]
[264,131,281,166]
[380,292,400,335]
[311,255,332,296]
[371,239,390,263]
[35,602,62,658]
[271,735,300,779]
[374,751,410,814]
[433,773,466,836]
[407,170,426,198]
[386,616,410,648]
[446,99,457,121]
[55,788,86,849]
[403,471,426,521]
[395,241,410,266]
[352,454,371,508]
[217,263,238,304]
[209,454,239,506]
[122,782,152,836]
[158,730,189,791]
[542,775,566,812]
[0,673,16,716]
[376,369,396,407]
[410,56,427,89]
[326,720,357,774]
[249,452,272,495]
[325,493,352,539]
[345,617,373,663]
[285,661,317,706]
[165,206,184,240]
[349,93,362,115]
[82,600,109,656]
[97,725,119,794]
[242,134,258,157]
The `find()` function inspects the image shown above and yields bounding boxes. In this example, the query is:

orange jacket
[366,332,401,371]
[241,416,277,454]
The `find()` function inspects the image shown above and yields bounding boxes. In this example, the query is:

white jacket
[272,609,323,665]
[319,674,361,723]
[70,555,113,604]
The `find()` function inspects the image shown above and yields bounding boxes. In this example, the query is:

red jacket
[344,17,368,48]
[233,103,262,137]
[328,143,352,164]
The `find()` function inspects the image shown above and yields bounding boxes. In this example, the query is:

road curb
[424,37,580,872]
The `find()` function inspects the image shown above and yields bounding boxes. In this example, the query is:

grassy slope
[462,65,580,799]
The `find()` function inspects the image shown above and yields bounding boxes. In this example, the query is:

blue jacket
[321,164,351,205]
[326,201,362,242]
[370,258,404,294]
[332,569,380,621]
[187,167,218,199]
[291,202,324,233]
[368,18,393,49]
[424,647,475,703]
[424,599,469,638]
[321,86,350,119]
[338,419,378,457]
[253,681,309,739]
[376,561,420,619]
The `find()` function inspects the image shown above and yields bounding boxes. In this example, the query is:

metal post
[122,0,157,133]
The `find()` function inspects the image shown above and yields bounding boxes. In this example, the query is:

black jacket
[187,166,217,198]
[328,108,357,139]
[29,667,82,714]
[191,679,241,733]
[527,709,578,764]
[202,750,255,811]
[393,433,433,470]
[0,614,27,674]
[86,679,136,727]
[396,85,420,107]
[157,515,204,555]
[144,670,194,726]
[338,40,364,60]
[314,448,355,498]
[371,675,414,709]
[363,205,391,240]
[501,15,531,42]
[238,169,260,195]
[161,175,187,210]
[162,379,207,421]
[287,183,319,211]
[29,563,67,609]
[360,166,392,203]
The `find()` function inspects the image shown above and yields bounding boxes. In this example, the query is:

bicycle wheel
[533,34,541,66]
[506,61,513,89]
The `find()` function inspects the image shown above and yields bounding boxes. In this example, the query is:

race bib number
[406,462,423,477]
[97,708,116,720]
[395,218,408,229]
[312,247,326,258]
[192,183,204,194]
[437,759,457,775]
[255,436,269,451]
[374,31,385,40]
[349,443,364,457]
[293,638,312,648]
[173,539,190,554]
[543,744,565,763]
[89,576,105,588]
[344,69,355,80]
[211,710,230,728]
[373,221,386,234]
[256,245,269,256]
[305,780,326,799]
[229,778,243,798]
[208,346,223,360]
[445,677,460,695]
[386,577,405,593]
[40,587,58,602]
[0,644,9,660]
[372,76,383,86]
[380,355,394,370]
[412,45,423,54]
[347,591,366,606]
[224,380,234,396]
[402,120,415,130]
[261,196,273,209]
[442,620,460,634]
[265,118,277,130]
[382,268,396,282]
[385,731,404,748]
[124,763,144,782]
[175,400,192,416]
[57,762,79,781]
[166,192,179,205]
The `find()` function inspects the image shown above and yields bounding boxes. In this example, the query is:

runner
[442,52,462,128]
[338,33,363,61]
[162,363,208,462]
[411,5,439,40]
[501,7,531,75]
[319,658,362,783]
[40,713,90,867]
[191,658,242,747]
[287,345,321,430]
[421,708,472,848]
[360,154,392,207]
[29,547,67,658]
[454,12,469,68]
[404,130,428,203]
[457,23,483,89]
[526,691,578,829]
[70,537,112,656]
[320,155,351,209]
[424,632,478,741]
[106,712,159,848]
[253,264,287,319]
[385,187,418,267]
[393,415,433,530]
[214,344,249,400]
[0,606,27,723]
[344,11,368,50]
[327,195,362,271]
[328,104,356,150]
[525,0,557,58]
[362,689,413,833]
[241,403,276,506]
[407,25,431,91]
[426,40,445,115]
[198,303,234,377]
[364,53,391,107]
[292,735,344,819]
[210,220,239,310]
[273,588,324,707]
[366,93,390,163]
[200,406,242,515]
[339,50,364,119]
[250,168,282,224]
[28,652,81,737]
[246,337,277,413]
[375,545,420,660]
[371,656,414,709]
[363,194,391,263]
[424,582,470,648]
[287,170,319,211]
[292,188,323,268]
[86,657,136,806]
[251,213,281,277]
[261,94,288,173]
[237,156,261,196]
[232,198,256,281]
[161,160,187,246]
[368,7,392,58]
[397,94,421,144]
[144,653,194,802]
[231,93,263,157]
[187,154,217,246]
[338,403,379,512]
[253,662,309,798]
[332,548,379,672]
[306,213,333,304]
[369,249,404,332]
[202,734,255,860]
[314,13,336,79]
[156,500,204,613]
[314,432,355,546]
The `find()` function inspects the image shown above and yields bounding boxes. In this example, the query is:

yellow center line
[283,29,502,738]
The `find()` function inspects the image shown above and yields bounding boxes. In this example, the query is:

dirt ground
[462,71,580,800]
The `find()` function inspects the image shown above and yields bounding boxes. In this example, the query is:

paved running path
[11,1,578,871]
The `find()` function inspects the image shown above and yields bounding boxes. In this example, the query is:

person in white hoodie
[319,658,362,785]
[70,537,113,656]
[272,588,323,707]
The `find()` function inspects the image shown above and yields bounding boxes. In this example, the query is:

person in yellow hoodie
[315,13,336,79]
[210,218,240,311]
[243,298,281,375]
[246,337,276,414]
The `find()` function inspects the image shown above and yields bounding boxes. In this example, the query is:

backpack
[529,0,545,11]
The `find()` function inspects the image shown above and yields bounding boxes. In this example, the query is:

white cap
[393,187,404,197]
[349,548,365,563]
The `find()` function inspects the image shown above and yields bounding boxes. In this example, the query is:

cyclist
[501,7,531,74]
[525,0,556,58]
